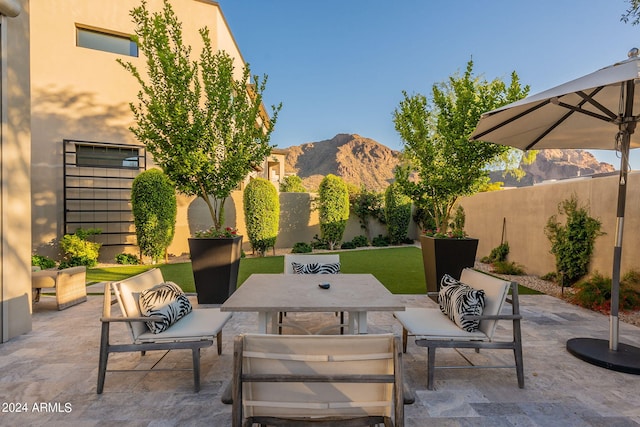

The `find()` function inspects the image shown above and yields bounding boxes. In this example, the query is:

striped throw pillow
[139,282,192,334]
[438,274,485,332]
[291,262,341,274]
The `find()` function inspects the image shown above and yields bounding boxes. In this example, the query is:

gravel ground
[474,262,640,327]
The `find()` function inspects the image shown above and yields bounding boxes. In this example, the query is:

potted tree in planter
[120,0,281,303]
[392,59,531,293]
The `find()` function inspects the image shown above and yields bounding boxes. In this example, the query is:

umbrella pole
[610,121,632,351]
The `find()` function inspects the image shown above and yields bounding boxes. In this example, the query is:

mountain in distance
[283,134,616,192]
[284,134,400,192]
[489,149,615,187]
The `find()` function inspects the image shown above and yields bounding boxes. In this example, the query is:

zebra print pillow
[438,274,486,332]
[139,282,193,334]
[291,262,341,274]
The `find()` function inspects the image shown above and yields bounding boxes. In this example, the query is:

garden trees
[318,174,350,250]
[350,187,385,243]
[131,169,177,263]
[119,0,281,232]
[393,59,532,233]
[244,178,280,256]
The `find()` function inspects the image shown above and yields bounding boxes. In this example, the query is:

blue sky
[220,1,640,169]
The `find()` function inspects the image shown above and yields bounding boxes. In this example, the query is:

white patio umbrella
[470,49,640,374]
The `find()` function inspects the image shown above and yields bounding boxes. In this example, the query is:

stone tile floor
[1,291,639,426]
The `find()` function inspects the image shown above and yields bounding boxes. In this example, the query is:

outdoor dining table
[220,273,405,334]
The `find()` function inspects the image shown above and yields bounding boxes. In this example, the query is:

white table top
[221,273,405,313]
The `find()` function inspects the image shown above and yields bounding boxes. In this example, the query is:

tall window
[76,26,138,57]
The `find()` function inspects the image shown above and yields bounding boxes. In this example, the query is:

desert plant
[119,0,281,233]
[482,242,510,264]
[59,228,102,268]
[291,242,313,253]
[32,255,56,270]
[384,182,412,245]
[280,175,306,193]
[393,59,531,233]
[131,169,177,263]
[571,271,640,312]
[318,174,350,250]
[545,194,605,286]
[492,260,525,275]
[244,178,279,256]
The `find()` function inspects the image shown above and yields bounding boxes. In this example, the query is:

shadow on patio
[1,292,639,425]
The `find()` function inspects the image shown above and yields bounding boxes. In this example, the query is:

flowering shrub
[195,226,239,238]
[423,228,468,239]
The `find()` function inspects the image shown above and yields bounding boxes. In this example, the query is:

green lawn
[87,246,541,295]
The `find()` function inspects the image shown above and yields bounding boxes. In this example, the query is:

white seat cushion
[394,308,488,341]
[136,309,232,343]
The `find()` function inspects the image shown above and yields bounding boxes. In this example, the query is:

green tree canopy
[280,175,306,193]
[393,59,530,232]
[119,0,281,231]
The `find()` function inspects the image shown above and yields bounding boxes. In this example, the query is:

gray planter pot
[420,235,479,294]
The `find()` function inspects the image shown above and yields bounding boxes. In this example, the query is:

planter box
[420,235,479,294]
[188,236,243,304]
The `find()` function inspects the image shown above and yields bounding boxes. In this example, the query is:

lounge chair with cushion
[232,333,405,426]
[97,268,232,393]
[393,268,524,390]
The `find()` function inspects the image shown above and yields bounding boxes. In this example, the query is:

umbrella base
[566,338,640,375]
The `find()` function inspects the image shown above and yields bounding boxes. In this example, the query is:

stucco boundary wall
[458,171,640,278]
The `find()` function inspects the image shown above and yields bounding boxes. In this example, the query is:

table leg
[257,312,269,334]
[357,312,368,334]
[348,311,356,334]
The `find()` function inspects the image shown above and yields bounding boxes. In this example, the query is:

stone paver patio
[1,290,639,426]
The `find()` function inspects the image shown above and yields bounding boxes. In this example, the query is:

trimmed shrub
[318,174,350,250]
[59,228,102,268]
[351,235,370,247]
[492,260,525,275]
[372,234,390,247]
[131,169,177,263]
[341,241,357,249]
[384,182,412,245]
[291,242,313,253]
[545,194,604,286]
[244,178,280,256]
[116,253,140,265]
[280,175,306,193]
[32,255,56,269]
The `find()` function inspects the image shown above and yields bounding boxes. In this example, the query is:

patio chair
[282,253,344,334]
[232,333,405,426]
[97,268,232,394]
[31,265,87,310]
[393,268,524,390]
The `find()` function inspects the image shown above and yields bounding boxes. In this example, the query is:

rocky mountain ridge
[283,134,615,191]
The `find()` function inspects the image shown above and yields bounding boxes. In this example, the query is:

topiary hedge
[131,169,177,263]
[244,178,279,256]
[384,182,412,245]
[318,174,350,250]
